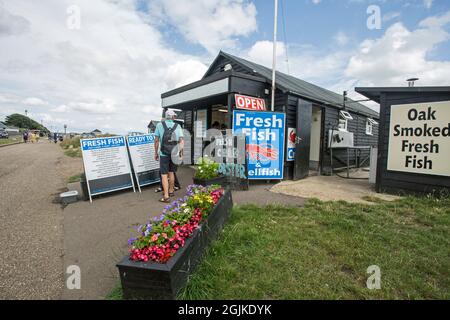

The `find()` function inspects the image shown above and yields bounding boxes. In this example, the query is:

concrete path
[272,171,399,204]
[62,167,305,299]
[0,142,65,299]
[0,142,305,300]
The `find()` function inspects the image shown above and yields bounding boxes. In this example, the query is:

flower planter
[116,189,233,300]
[192,175,226,187]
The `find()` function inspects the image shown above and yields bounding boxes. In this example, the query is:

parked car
[0,130,9,139]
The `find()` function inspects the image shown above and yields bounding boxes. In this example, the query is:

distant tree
[4,113,49,133]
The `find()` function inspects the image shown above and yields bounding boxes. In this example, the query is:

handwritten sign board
[81,136,135,202]
[388,100,450,177]
[212,134,248,190]
[126,134,160,191]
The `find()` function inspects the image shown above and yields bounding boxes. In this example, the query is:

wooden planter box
[116,189,233,300]
[192,175,226,187]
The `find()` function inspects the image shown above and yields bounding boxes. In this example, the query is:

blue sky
[0,0,449,133]
[155,0,450,61]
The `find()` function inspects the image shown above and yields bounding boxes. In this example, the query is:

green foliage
[67,173,82,183]
[0,138,21,145]
[195,157,219,180]
[60,136,81,149]
[4,113,49,133]
[178,195,450,300]
[64,148,82,158]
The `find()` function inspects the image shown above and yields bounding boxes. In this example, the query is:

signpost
[126,134,160,192]
[388,100,450,177]
[81,136,135,202]
[232,110,285,180]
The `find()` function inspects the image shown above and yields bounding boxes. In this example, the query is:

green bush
[60,136,81,149]
[194,157,219,180]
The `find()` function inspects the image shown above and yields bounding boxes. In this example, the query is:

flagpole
[271,0,278,112]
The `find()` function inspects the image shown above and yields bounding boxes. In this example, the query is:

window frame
[338,110,353,132]
[365,118,378,136]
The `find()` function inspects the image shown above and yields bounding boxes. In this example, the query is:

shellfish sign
[388,101,450,176]
[233,110,285,180]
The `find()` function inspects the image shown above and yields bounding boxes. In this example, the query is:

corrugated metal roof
[219,51,379,118]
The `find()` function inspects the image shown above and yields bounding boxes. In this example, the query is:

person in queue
[154,109,184,203]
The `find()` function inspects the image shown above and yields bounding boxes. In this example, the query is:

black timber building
[356,86,450,195]
[161,51,380,180]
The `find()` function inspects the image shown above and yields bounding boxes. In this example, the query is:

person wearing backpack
[154,110,184,203]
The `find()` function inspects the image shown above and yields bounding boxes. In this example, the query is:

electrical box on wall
[328,129,354,148]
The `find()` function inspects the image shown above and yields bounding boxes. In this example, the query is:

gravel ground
[271,170,400,203]
[0,142,65,299]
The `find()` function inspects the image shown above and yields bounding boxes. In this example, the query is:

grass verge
[67,173,82,183]
[64,148,82,158]
[108,196,450,300]
[0,138,22,146]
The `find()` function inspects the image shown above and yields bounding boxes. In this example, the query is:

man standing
[154,110,184,203]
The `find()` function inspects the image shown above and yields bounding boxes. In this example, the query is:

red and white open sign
[235,94,266,111]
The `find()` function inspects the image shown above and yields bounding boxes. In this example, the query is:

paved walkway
[0,142,306,299]
[62,166,305,299]
[0,142,65,299]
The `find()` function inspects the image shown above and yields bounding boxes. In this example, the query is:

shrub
[194,156,219,180]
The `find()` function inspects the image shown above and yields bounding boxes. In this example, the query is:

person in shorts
[154,110,184,203]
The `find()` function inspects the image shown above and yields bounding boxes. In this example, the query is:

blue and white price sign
[81,136,135,202]
[126,134,160,191]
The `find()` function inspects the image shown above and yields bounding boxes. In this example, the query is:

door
[293,99,312,180]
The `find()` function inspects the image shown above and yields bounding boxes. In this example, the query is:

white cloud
[0,0,210,133]
[334,31,349,46]
[0,2,30,36]
[247,40,286,67]
[150,0,257,54]
[244,10,450,114]
[424,0,433,9]
[23,97,47,106]
[346,12,450,87]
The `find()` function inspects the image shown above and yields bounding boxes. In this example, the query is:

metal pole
[271,0,278,112]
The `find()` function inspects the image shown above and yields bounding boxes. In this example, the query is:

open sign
[235,94,266,111]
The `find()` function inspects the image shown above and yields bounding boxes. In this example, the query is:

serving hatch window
[338,110,353,131]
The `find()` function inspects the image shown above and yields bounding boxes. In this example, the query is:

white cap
[165,109,176,117]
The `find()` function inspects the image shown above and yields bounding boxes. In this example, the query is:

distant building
[128,131,145,136]
[0,121,20,133]
[147,120,160,133]
[91,129,102,136]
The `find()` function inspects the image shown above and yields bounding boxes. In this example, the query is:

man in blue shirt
[154,110,184,202]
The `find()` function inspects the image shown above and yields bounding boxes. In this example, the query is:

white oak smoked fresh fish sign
[388,100,450,177]
[235,94,266,111]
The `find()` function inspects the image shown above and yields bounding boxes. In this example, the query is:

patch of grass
[179,196,450,300]
[60,136,81,149]
[67,173,82,183]
[105,284,123,300]
[0,138,21,145]
[107,196,450,300]
[64,148,82,158]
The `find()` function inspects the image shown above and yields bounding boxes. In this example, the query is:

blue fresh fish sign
[233,110,285,180]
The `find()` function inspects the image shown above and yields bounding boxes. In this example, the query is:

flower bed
[128,185,224,263]
[117,185,233,299]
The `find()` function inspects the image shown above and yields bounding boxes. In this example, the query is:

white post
[271,0,278,112]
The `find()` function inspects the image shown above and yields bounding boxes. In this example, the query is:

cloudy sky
[0,0,449,134]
